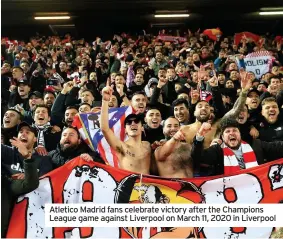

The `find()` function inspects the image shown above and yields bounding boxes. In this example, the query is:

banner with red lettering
[156,35,187,43]
[7,158,283,238]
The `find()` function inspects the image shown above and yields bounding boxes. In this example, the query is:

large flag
[234,32,261,46]
[244,51,274,78]
[72,106,133,167]
[203,28,222,41]
[7,158,283,238]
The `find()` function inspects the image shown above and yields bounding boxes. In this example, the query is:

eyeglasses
[125,118,140,125]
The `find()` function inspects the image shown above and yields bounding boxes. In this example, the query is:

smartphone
[46,79,58,86]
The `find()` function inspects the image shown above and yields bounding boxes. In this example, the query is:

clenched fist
[197,122,212,137]
[102,86,113,101]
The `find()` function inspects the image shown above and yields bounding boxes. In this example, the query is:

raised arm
[222,70,252,120]
[101,86,124,152]
[154,130,185,161]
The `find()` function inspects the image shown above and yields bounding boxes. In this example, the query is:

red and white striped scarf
[222,141,258,175]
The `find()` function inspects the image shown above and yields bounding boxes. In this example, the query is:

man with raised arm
[100,86,151,174]
[154,117,193,178]
[181,70,254,148]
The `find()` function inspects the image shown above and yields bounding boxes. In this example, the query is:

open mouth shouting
[267,111,277,121]
[228,135,238,145]
[19,137,28,144]
[63,140,71,148]
[18,88,25,94]
[151,119,159,128]
[36,116,46,124]
[237,114,245,124]
[199,110,208,119]
[4,119,11,125]
[251,99,258,106]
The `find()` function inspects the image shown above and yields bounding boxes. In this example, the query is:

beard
[60,143,79,154]
[196,114,210,123]
[225,140,241,150]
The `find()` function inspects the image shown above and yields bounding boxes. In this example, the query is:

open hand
[10,137,30,158]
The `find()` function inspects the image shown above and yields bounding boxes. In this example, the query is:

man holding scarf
[33,104,61,155]
[191,118,283,176]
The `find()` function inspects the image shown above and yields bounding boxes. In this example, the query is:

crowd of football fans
[1,30,283,237]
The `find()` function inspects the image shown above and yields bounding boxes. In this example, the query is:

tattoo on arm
[223,91,247,120]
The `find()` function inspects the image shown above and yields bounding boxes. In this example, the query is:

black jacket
[1,159,39,238]
[8,91,30,111]
[34,127,61,152]
[239,123,254,145]
[248,107,263,129]
[51,93,67,128]
[142,125,164,144]
[1,144,53,176]
[191,137,283,176]
[149,87,172,120]
[48,142,105,169]
[259,112,283,142]
[1,126,18,146]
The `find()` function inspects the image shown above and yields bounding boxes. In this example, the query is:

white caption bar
[45,204,283,227]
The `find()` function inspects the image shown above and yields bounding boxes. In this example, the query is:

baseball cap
[29,91,43,99]
[16,79,30,86]
[17,121,38,137]
[124,113,144,127]
[258,81,269,88]
[247,88,260,97]
[148,78,158,88]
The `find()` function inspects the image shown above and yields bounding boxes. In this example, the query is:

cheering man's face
[222,127,241,149]
[60,128,81,152]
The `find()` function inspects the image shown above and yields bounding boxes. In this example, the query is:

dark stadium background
[2,0,283,41]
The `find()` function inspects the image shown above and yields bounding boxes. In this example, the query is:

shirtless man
[182,100,218,149]
[101,86,151,174]
[181,70,253,148]
[154,117,193,178]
